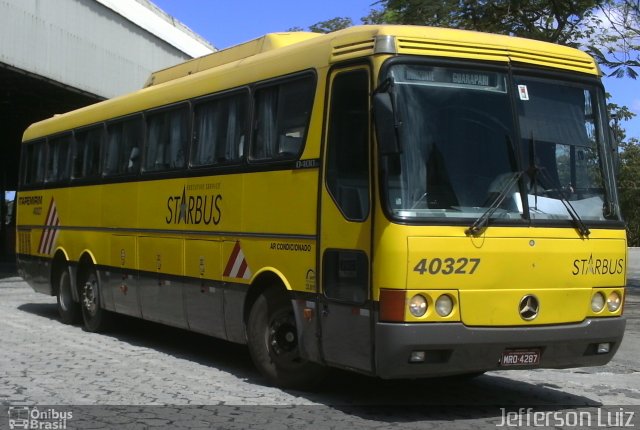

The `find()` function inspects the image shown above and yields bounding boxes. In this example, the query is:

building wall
[0,0,214,98]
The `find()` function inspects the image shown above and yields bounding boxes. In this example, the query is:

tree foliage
[289,17,353,33]
[363,0,604,45]
[308,17,353,33]
[618,138,640,245]
[588,0,640,79]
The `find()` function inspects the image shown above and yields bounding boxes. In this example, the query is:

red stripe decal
[223,241,241,277]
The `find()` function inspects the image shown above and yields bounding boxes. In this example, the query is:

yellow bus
[17,25,626,388]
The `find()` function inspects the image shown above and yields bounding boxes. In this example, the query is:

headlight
[607,291,622,312]
[409,294,428,317]
[435,294,453,317]
[591,292,605,312]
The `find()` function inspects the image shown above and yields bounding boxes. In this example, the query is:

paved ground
[1,252,639,429]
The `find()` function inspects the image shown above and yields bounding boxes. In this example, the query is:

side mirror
[373,92,401,156]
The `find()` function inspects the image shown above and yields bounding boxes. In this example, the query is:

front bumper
[375,317,626,379]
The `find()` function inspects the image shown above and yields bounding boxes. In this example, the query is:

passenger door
[318,67,373,372]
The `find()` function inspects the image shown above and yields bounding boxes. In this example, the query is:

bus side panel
[16,188,71,296]
[184,239,226,338]
[138,236,187,328]
[108,234,140,317]
[17,255,51,295]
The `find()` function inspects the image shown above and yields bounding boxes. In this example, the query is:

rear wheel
[247,287,325,389]
[78,264,111,332]
[56,266,80,325]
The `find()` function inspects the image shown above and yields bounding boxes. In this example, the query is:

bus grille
[18,230,31,254]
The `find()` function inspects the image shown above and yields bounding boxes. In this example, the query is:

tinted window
[251,76,314,161]
[46,134,72,183]
[144,105,189,172]
[323,250,369,303]
[23,140,46,186]
[326,70,370,221]
[104,116,143,176]
[73,126,103,179]
[191,92,248,167]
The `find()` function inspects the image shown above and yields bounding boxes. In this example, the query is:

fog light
[409,294,428,317]
[591,292,605,312]
[435,294,453,317]
[607,292,622,312]
[410,351,426,363]
[597,343,611,354]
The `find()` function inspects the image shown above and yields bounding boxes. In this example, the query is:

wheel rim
[59,270,73,312]
[267,310,301,366]
[82,274,98,317]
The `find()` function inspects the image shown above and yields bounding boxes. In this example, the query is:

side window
[144,105,189,172]
[46,134,72,183]
[325,70,370,221]
[104,116,143,176]
[73,126,103,180]
[191,92,248,167]
[251,75,314,161]
[23,140,46,186]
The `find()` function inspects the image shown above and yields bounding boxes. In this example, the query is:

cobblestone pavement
[1,254,639,429]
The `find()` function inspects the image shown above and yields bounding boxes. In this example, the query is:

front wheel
[78,265,111,332]
[56,266,80,325]
[246,288,325,389]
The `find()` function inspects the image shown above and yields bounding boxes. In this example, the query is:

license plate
[500,349,541,366]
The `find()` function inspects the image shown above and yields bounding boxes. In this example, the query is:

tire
[56,265,80,325]
[247,288,325,389]
[78,264,111,332]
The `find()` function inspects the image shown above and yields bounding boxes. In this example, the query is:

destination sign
[399,66,505,91]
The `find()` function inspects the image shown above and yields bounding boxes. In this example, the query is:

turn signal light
[379,289,406,322]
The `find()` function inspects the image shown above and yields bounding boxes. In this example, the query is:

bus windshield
[380,63,619,225]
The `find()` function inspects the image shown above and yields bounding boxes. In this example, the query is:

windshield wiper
[466,170,523,237]
[527,133,590,238]
[535,167,591,237]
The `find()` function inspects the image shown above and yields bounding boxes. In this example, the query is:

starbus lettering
[165,186,222,225]
[572,254,624,276]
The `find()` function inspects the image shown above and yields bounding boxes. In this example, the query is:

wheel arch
[75,250,99,288]
[77,249,98,267]
[243,268,291,326]
[51,248,71,298]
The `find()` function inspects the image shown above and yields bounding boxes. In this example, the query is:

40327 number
[413,257,480,275]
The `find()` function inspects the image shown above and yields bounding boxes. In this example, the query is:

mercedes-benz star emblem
[519,295,539,321]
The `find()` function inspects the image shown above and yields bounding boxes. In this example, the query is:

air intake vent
[331,38,375,62]
[397,37,597,74]
[18,230,31,254]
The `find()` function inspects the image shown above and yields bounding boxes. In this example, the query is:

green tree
[289,17,353,33]
[588,0,640,78]
[363,0,605,45]
[309,17,353,33]
[618,138,640,245]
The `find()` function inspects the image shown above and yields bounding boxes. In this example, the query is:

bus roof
[144,32,323,87]
[23,25,599,142]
